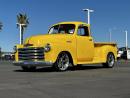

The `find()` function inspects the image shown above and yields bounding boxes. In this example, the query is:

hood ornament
[24,43,33,47]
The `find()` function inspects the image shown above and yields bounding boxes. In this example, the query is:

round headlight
[44,43,51,52]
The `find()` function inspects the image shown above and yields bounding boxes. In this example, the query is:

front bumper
[13,61,53,67]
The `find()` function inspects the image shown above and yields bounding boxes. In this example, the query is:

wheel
[103,53,115,68]
[54,52,71,71]
[21,66,36,71]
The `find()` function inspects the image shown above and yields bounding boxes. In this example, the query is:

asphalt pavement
[0,60,130,98]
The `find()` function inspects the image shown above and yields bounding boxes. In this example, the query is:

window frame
[77,25,90,36]
[48,24,75,34]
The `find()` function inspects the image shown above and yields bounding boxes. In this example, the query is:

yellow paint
[14,21,117,65]
[15,44,23,62]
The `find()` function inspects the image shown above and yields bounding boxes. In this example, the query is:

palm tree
[17,13,29,44]
[0,22,3,31]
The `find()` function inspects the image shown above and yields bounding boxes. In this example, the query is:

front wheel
[54,52,71,71]
[103,53,115,68]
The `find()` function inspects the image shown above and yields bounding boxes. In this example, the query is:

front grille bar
[18,47,44,61]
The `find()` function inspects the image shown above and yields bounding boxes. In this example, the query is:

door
[76,25,94,62]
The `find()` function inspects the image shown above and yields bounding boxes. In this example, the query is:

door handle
[66,40,72,43]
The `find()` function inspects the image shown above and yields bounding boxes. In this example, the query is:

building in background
[127,49,130,59]
[117,47,130,60]
[1,52,14,61]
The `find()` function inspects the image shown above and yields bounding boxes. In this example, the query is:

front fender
[44,42,77,65]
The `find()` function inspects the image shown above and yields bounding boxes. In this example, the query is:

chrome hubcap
[57,53,69,71]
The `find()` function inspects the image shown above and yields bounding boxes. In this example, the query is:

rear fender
[102,45,117,62]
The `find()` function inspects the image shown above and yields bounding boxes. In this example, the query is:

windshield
[48,24,75,34]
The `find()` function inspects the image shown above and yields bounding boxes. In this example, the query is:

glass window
[77,26,89,36]
[48,24,75,34]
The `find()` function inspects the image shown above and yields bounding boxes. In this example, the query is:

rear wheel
[103,53,115,68]
[54,52,71,71]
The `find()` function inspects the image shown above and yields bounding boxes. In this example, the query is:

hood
[24,34,71,47]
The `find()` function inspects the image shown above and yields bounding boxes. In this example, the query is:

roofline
[52,21,90,26]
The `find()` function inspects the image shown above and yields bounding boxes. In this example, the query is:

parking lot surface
[0,60,130,98]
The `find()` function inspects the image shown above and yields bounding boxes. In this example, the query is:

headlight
[44,43,51,52]
[13,46,17,53]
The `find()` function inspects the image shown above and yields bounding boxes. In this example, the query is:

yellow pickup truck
[13,21,117,71]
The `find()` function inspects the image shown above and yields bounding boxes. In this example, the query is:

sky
[0,0,130,52]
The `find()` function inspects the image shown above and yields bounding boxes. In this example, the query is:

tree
[0,22,3,31]
[17,13,29,44]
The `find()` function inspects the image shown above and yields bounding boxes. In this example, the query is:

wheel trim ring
[57,53,69,70]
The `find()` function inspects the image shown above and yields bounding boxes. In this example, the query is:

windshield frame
[48,24,75,34]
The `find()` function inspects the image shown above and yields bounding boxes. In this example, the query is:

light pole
[109,29,112,42]
[17,23,26,45]
[108,28,117,42]
[83,8,94,24]
[125,30,128,49]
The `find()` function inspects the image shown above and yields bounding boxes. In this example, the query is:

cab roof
[52,21,90,26]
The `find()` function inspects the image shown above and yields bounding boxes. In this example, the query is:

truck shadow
[14,65,105,73]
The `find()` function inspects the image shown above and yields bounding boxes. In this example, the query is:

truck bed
[94,42,117,46]
[92,42,117,63]
[77,42,117,64]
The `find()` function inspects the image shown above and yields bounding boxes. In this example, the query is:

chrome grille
[18,47,44,61]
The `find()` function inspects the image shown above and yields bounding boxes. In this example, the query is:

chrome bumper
[13,61,53,67]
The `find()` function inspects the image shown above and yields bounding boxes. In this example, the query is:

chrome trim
[18,47,44,61]
[13,61,53,67]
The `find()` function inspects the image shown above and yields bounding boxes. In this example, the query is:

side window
[77,26,89,36]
